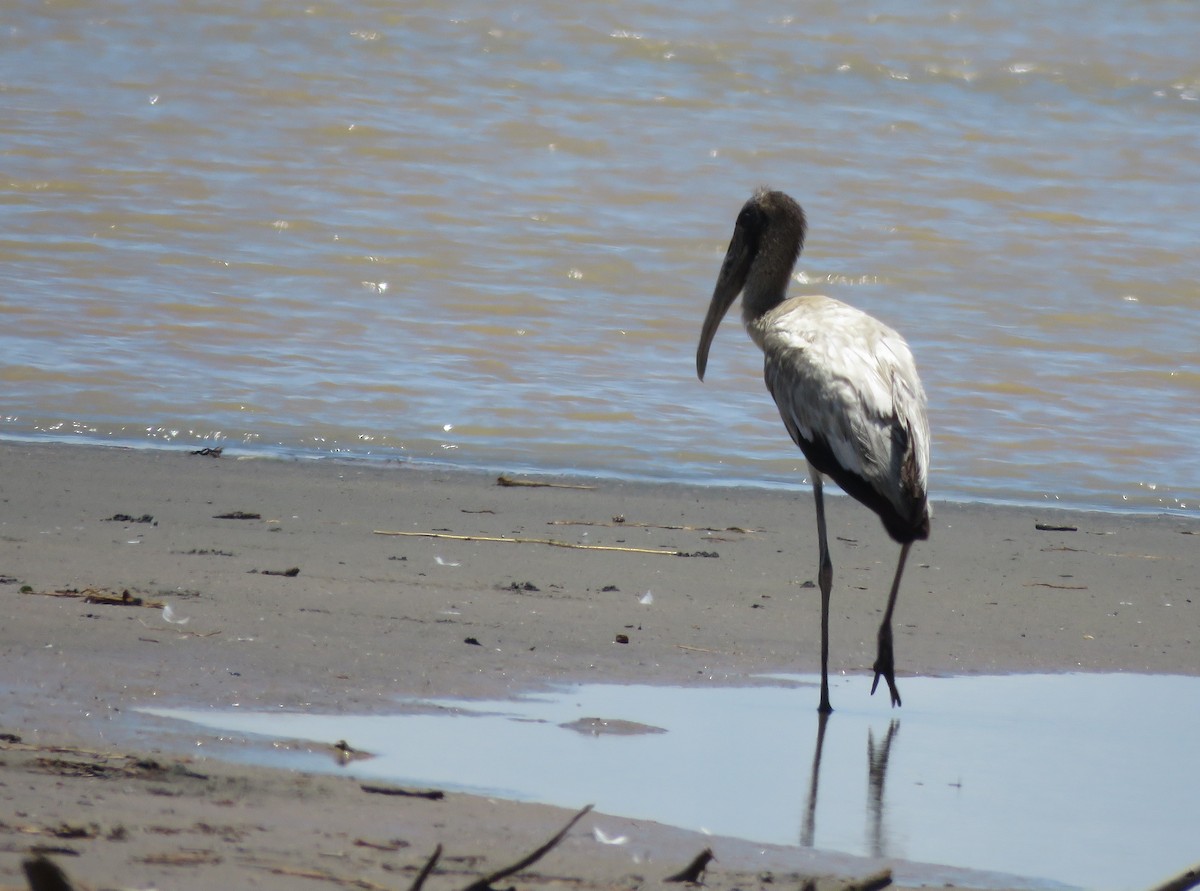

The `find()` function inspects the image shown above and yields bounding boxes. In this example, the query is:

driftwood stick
[549,519,757,534]
[460,804,593,891]
[843,868,893,891]
[497,475,594,490]
[360,783,444,800]
[374,530,679,557]
[664,847,715,883]
[409,844,443,891]
[20,587,166,609]
[1145,862,1200,891]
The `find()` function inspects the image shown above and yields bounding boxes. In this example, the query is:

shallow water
[3,1,1200,513]
[142,672,1200,890]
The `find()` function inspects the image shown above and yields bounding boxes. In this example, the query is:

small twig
[460,804,592,891]
[497,475,594,490]
[549,519,756,534]
[1024,582,1088,590]
[408,844,442,891]
[1145,861,1200,891]
[103,513,155,524]
[21,587,165,609]
[373,530,681,557]
[664,847,715,883]
[85,590,159,607]
[135,850,221,866]
[1035,522,1078,532]
[360,783,444,800]
[354,838,408,852]
[843,869,894,891]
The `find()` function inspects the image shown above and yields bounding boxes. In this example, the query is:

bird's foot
[870,624,902,707]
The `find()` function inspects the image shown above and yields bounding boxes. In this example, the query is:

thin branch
[1145,862,1200,891]
[20,587,166,609]
[374,530,680,557]
[664,848,715,883]
[460,804,593,891]
[497,475,594,490]
[408,844,442,891]
[361,783,444,800]
[843,869,893,891]
[549,519,757,534]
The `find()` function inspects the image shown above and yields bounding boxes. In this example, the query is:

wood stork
[696,188,931,713]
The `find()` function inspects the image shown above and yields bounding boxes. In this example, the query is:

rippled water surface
[3,0,1199,512]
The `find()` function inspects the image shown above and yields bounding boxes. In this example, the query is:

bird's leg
[809,466,834,714]
[871,542,912,707]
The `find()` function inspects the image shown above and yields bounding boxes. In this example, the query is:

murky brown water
[3,1,1199,512]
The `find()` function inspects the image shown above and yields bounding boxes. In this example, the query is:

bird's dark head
[696,188,807,380]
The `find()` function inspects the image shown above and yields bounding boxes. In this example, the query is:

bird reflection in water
[866,720,901,857]
[800,714,901,855]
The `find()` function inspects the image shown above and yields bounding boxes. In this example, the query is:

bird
[696,188,930,713]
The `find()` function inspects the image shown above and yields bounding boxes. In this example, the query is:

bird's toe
[871,651,903,708]
[870,667,902,707]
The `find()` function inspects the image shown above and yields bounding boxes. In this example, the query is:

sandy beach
[1,441,1196,891]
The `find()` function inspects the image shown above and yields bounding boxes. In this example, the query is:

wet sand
[1,441,1196,891]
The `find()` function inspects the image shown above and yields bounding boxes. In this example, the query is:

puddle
[141,673,1200,890]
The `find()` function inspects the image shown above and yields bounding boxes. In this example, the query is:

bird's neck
[739,267,792,325]
[740,225,800,323]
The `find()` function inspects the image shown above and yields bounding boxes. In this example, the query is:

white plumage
[696,189,931,713]
[755,295,930,540]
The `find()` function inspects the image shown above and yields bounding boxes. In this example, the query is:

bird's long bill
[696,225,753,381]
